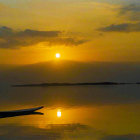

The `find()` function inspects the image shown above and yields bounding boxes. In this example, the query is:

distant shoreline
[12,82,140,87]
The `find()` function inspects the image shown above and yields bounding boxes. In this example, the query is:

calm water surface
[0,85,140,140]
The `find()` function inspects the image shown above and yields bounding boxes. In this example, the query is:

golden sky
[0,0,140,64]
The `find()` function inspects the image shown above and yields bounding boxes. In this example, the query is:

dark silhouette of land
[13,82,140,87]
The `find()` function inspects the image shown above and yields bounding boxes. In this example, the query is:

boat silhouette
[0,106,44,118]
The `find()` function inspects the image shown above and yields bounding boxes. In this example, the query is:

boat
[0,106,44,118]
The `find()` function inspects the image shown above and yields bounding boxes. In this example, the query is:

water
[0,85,140,140]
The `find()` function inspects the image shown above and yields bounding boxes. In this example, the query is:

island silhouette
[13,82,140,87]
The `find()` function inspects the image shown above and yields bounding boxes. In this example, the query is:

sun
[56,53,61,58]
[57,110,61,117]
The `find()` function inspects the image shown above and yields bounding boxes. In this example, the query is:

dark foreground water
[0,85,140,140]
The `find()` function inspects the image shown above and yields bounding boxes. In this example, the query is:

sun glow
[56,53,61,58]
[57,110,61,117]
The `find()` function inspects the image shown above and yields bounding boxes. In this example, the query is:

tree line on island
[13,82,140,87]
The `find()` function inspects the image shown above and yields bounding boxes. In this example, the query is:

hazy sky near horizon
[0,0,140,64]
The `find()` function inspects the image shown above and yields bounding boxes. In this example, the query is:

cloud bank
[0,26,87,49]
[119,4,140,21]
[98,4,140,33]
[98,23,140,32]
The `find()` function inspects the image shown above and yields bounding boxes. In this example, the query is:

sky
[0,0,140,64]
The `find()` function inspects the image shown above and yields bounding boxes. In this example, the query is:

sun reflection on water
[36,107,98,129]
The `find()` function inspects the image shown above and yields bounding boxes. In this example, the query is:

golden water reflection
[36,105,140,135]
[0,104,140,139]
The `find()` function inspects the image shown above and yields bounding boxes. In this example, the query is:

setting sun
[57,110,61,117]
[56,53,61,58]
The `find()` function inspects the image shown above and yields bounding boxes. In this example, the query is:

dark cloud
[120,4,140,13]
[102,134,140,140]
[0,26,87,49]
[98,23,140,32]
[98,4,140,33]
[119,4,140,21]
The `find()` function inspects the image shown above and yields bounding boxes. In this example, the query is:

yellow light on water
[56,53,60,58]
[57,110,61,117]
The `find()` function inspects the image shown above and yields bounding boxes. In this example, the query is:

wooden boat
[0,106,44,118]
